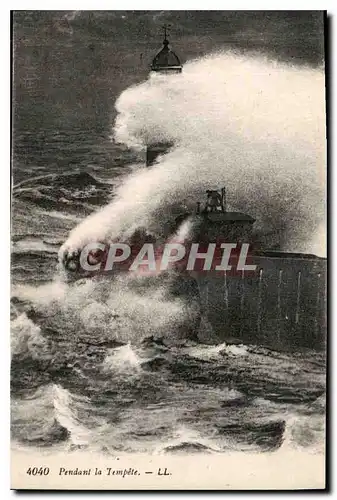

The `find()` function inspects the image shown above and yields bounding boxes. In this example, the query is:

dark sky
[13,11,325,133]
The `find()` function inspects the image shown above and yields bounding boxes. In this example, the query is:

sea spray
[11,313,49,360]
[11,272,200,345]
[102,344,143,374]
[60,51,326,258]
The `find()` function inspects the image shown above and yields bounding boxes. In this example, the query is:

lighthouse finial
[163,24,170,45]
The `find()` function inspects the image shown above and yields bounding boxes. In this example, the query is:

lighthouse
[146,27,182,167]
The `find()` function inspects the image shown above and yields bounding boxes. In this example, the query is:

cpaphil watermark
[64,242,257,276]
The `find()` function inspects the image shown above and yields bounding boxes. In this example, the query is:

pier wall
[194,256,327,351]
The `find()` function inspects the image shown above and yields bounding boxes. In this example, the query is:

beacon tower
[146,28,182,167]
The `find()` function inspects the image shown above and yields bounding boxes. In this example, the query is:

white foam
[12,238,57,254]
[61,52,326,257]
[102,344,143,374]
[11,313,48,359]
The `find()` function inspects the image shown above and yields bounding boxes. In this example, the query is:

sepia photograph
[10,9,327,490]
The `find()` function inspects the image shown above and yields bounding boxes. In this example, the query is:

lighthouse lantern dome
[151,29,182,74]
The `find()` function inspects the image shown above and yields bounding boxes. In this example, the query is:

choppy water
[11,132,326,455]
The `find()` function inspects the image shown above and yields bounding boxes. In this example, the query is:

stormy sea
[11,11,326,459]
[11,134,326,457]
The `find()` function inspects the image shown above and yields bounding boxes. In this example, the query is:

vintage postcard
[11,10,327,490]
